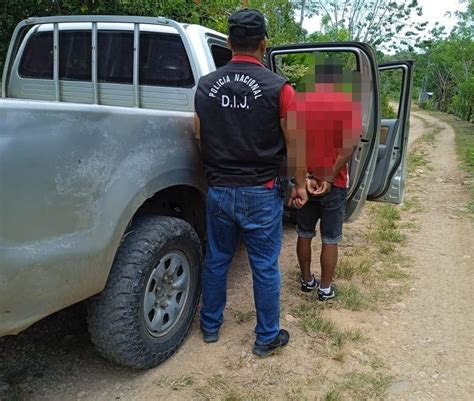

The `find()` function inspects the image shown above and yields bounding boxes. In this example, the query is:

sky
[302,0,465,49]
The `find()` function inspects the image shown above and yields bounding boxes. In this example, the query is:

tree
[0,1,303,75]
[294,0,428,52]
[392,0,473,121]
[418,0,473,120]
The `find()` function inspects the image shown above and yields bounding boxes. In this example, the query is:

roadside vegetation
[453,120,474,213]
[424,111,474,214]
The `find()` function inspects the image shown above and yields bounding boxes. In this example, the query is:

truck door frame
[267,42,381,221]
[368,60,414,203]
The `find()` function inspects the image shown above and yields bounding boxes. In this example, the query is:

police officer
[194,9,307,357]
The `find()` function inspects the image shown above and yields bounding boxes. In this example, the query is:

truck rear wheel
[87,216,202,369]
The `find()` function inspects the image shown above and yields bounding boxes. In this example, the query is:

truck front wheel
[87,216,202,369]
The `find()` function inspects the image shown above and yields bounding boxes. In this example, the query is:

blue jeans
[200,185,283,345]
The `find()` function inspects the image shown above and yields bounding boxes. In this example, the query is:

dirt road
[1,110,473,400]
[365,111,474,400]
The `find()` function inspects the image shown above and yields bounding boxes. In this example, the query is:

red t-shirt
[231,55,295,188]
[290,90,362,188]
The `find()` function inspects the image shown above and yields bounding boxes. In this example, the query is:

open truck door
[267,43,380,221]
[368,61,414,204]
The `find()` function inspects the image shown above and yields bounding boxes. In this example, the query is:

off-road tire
[87,216,202,369]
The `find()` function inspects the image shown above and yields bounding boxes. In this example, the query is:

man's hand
[288,184,308,209]
[306,178,321,195]
[307,178,332,196]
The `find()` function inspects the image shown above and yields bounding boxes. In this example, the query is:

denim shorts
[296,186,348,244]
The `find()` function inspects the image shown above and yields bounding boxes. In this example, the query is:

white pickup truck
[0,15,413,369]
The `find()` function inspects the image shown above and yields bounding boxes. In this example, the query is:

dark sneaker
[252,329,290,357]
[201,329,219,343]
[317,286,337,302]
[300,275,320,293]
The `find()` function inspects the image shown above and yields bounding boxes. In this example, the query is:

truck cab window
[19,31,53,79]
[98,31,133,84]
[139,33,194,87]
[210,45,232,68]
[59,31,92,81]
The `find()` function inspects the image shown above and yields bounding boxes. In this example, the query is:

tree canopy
[0,0,303,74]
[398,0,473,121]
[294,0,429,52]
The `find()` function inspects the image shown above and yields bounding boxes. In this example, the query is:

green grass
[448,116,474,213]
[285,386,309,401]
[381,265,409,280]
[335,255,373,280]
[294,303,363,360]
[334,257,355,280]
[296,303,338,336]
[224,353,249,370]
[334,203,412,308]
[368,355,387,371]
[406,122,439,173]
[423,130,437,144]
[326,201,412,313]
[376,203,401,220]
[373,228,405,243]
[401,196,423,214]
[339,372,393,400]
[407,148,429,173]
[420,122,442,146]
[195,374,268,401]
[453,121,474,172]
[233,310,255,324]
[398,221,420,231]
[327,328,364,362]
[368,204,406,256]
[154,375,194,390]
[323,371,393,401]
[343,327,364,342]
[335,282,368,311]
[322,389,343,401]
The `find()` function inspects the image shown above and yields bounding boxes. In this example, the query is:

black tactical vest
[195,61,287,186]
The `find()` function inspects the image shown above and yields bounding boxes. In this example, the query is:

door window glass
[98,31,133,84]
[275,51,359,91]
[210,45,232,68]
[380,68,403,119]
[19,31,53,79]
[59,31,91,81]
[139,33,194,87]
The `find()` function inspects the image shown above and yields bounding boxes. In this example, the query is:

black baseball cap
[228,9,267,38]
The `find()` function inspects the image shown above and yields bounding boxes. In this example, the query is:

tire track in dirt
[408,113,425,146]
